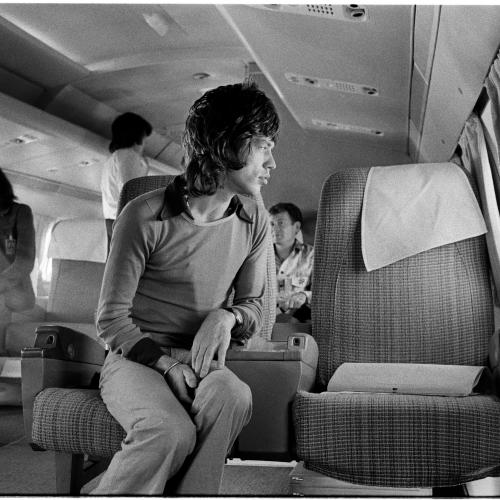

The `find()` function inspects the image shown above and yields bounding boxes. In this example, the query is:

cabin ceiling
[0,3,414,218]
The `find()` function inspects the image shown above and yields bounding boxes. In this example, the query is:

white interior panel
[420,6,500,162]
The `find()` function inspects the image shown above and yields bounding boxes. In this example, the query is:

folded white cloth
[361,162,487,271]
[327,363,485,397]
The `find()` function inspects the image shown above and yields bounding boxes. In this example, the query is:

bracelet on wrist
[163,361,181,378]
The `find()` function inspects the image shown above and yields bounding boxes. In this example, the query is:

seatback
[46,259,104,323]
[45,218,107,323]
[312,167,494,388]
[118,175,276,340]
[4,219,106,355]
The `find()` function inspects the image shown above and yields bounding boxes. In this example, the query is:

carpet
[0,406,293,495]
[0,438,293,495]
[0,440,56,494]
[0,407,24,446]
[220,461,292,496]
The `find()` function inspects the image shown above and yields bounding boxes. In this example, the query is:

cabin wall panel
[419,6,500,162]
[410,66,427,134]
[0,67,44,105]
[0,15,88,88]
[253,73,411,242]
[12,183,101,219]
[413,5,440,81]
[409,5,439,162]
[409,120,419,162]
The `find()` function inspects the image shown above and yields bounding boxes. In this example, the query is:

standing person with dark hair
[0,168,35,319]
[269,202,314,322]
[92,82,279,495]
[101,112,153,246]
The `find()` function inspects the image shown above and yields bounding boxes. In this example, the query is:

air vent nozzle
[286,73,378,96]
[252,4,368,22]
[1,134,40,148]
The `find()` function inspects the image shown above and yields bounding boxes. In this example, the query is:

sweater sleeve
[0,204,36,281]
[230,206,270,340]
[96,199,163,365]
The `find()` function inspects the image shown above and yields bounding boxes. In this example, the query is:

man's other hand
[191,309,234,378]
[164,363,198,405]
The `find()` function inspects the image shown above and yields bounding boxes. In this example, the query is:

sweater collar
[159,175,253,223]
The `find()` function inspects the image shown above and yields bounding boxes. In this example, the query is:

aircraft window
[480,101,499,161]
[37,220,55,296]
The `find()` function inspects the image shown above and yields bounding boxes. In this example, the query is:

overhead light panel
[142,12,170,37]
[192,72,211,80]
[11,134,39,145]
[250,4,368,22]
[0,134,40,148]
[286,72,378,96]
[78,158,100,168]
[312,118,384,136]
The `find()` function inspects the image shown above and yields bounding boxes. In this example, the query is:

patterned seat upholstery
[30,174,276,456]
[293,167,500,488]
[32,388,125,457]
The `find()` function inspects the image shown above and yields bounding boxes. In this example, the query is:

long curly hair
[0,169,16,211]
[183,82,280,197]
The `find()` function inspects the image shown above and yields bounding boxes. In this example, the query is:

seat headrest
[361,162,487,271]
[48,218,107,263]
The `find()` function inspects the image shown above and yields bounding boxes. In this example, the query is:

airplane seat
[290,164,500,495]
[1,306,45,356]
[4,219,106,357]
[22,174,318,493]
[0,219,105,406]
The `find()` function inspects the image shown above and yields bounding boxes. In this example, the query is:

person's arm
[229,207,270,338]
[191,205,270,378]
[0,204,35,281]
[97,199,165,365]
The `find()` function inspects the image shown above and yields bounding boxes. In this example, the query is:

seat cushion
[293,391,500,488]
[32,387,124,457]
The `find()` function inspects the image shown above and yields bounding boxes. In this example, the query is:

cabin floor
[0,406,294,495]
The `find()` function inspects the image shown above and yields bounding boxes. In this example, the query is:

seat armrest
[21,325,105,448]
[489,330,500,394]
[226,329,318,460]
[23,324,106,364]
[271,322,312,340]
[489,330,500,371]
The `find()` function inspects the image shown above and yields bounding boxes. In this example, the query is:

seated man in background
[269,203,314,323]
[93,82,280,495]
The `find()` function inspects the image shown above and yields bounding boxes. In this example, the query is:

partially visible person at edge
[100,112,153,247]
[0,168,35,321]
[92,82,280,495]
[269,202,314,323]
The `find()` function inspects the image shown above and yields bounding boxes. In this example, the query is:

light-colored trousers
[91,348,252,495]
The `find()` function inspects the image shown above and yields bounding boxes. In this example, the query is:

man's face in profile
[224,136,276,196]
